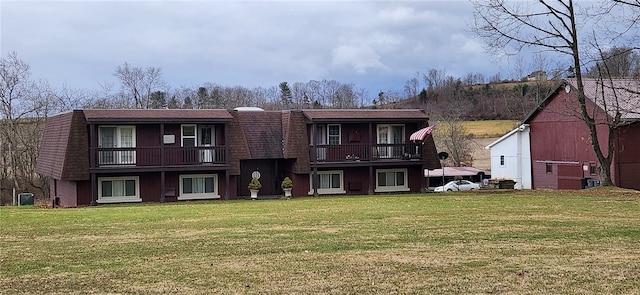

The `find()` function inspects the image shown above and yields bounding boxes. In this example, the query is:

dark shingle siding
[234,111,284,159]
[283,111,311,174]
[36,110,89,180]
[63,111,89,180]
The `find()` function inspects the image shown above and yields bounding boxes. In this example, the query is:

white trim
[178,174,220,200]
[375,168,409,193]
[309,170,346,195]
[97,176,141,203]
[98,125,137,165]
[181,124,197,147]
[327,124,341,145]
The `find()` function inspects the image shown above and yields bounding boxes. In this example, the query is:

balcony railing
[310,143,423,163]
[93,146,226,167]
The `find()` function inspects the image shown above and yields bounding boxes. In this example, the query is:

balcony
[92,146,226,168]
[310,143,423,163]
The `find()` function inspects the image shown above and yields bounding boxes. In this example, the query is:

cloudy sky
[2,0,508,96]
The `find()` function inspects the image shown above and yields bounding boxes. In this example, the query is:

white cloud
[331,43,388,74]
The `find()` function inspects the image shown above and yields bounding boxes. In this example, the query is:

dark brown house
[36,108,440,206]
[524,78,640,190]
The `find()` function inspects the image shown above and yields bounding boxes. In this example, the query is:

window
[377,124,405,158]
[181,124,197,147]
[98,126,136,165]
[313,124,341,161]
[97,176,141,203]
[546,163,553,173]
[375,168,409,192]
[589,163,597,175]
[178,174,219,200]
[328,124,341,145]
[309,170,345,195]
[500,155,505,166]
[181,124,216,163]
[313,124,341,145]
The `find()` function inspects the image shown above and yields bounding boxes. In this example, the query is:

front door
[239,159,282,197]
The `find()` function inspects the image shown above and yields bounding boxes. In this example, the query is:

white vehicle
[434,180,480,192]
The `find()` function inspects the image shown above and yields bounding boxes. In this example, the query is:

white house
[485,124,532,189]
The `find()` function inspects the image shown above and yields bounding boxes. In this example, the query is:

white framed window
[98,126,136,165]
[375,168,409,193]
[313,124,341,145]
[377,124,405,158]
[328,124,341,145]
[181,124,216,162]
[181,124,197,147]
[309,170,345,195]
[97,176,141,203]
[178,174,220,200]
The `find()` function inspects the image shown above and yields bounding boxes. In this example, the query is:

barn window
[546,163,553,173]
[589,163,597,175]
[500,155,505,166]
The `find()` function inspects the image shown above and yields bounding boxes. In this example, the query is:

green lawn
[1,189,639,294]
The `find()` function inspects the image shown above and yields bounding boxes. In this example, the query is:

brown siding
[557,164,582,189]
[52,180,78,207]
[616,122,640,190]
[137,125,160,147]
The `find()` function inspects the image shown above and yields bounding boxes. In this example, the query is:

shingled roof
[232,110,284,159]
[36,110,89,180]
[83,109,233,123]
[282,110,311,174]
[567,78,640,120]
[302,109,428,122]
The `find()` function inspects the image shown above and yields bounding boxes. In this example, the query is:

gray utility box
[18,193,34,206]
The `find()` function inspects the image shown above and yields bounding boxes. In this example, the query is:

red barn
[524,78,640,190]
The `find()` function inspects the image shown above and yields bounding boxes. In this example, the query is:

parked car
[434,180,480,192]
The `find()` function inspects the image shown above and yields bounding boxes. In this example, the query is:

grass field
[2,189,639,294]
[461,120,519,138]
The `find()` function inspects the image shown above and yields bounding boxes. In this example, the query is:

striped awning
[410,125,435,141]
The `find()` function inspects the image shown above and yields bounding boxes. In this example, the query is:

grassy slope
[1,189,639,294]
[461,120,519,138]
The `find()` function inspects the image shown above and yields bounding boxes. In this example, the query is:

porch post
[225,172,230,200]
[89,123,98,206]
[90,173,97,206]
[225,122,230,200]
[368,123,374,194]
[160,171,166,202]
[311,123,319,197]
[160,123,166,203]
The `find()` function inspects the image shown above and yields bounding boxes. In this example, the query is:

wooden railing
[93,146,226,167]
[310,143,423,162]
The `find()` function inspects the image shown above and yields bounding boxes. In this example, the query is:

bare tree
[0,52,52,200]
[471,0,640,186]
[432,118,474,167]
[404,72,421,98]
[113,62,167,109]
